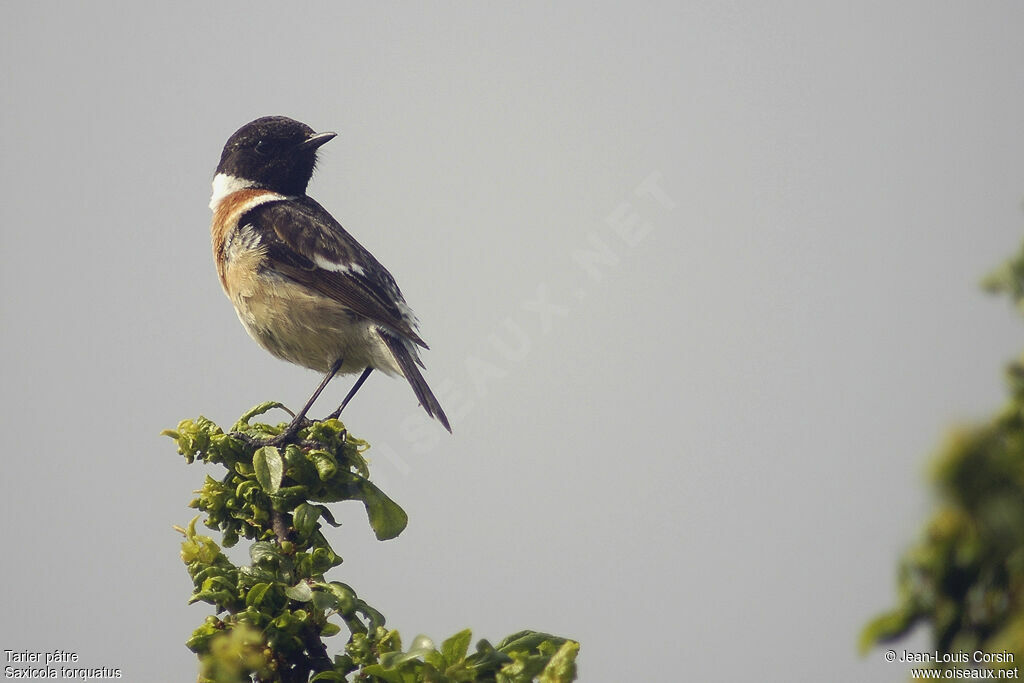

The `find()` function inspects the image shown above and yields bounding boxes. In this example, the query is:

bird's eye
[254,140,272,156]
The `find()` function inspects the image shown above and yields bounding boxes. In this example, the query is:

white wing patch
[313,254,366,276]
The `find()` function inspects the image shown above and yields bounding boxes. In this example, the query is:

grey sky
[3,3,1024,681]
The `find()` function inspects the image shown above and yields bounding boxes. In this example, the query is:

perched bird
[209,116,450,438]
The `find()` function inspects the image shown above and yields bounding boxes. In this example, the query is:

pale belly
[230,269,403,378]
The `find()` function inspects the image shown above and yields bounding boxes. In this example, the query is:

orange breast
[210,189,284,292]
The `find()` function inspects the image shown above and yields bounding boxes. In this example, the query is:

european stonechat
[209,116,450,438]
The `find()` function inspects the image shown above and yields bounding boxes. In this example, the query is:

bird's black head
[215,116,336,196]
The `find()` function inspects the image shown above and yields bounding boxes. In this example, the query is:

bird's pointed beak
[299,131,337,151]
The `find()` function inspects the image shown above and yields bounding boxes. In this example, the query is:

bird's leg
[284,357,344,431]
[325,368,373,420]
[233,357,343,447]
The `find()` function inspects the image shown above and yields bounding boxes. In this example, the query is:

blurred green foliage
[165,403,579,682]
[861,242,1024,675]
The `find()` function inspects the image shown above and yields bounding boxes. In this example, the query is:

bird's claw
[230,417,312,449]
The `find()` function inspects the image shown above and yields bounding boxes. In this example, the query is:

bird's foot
[231,416,313,449]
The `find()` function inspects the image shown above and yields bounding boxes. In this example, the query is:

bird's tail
[379,331,452,432]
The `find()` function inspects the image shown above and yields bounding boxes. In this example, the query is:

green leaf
[360,603,387,632]
[317,505,341,527]
[310,545,343,572]
[378,647,432,669]
[441,629,472,667]
[253,447,284,494]
[311,590,338,612]
[320,622,341,638]
[235,401,288,427]
[235,479,259,499]
[408,634,435,653]
[246,582,272,608]
[292,503,320,538]
[496,631,557,653]
[357,480,408,541]
[358,665,405,683]
[250,541,280,565]
[538,640,579,683]
[271,486,309,508]
[284,581,313,602]
[325,582,358,615]
[859,610,915,654]
[307,450,338,480]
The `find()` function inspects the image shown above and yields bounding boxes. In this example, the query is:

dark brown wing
[242,197,427,348]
